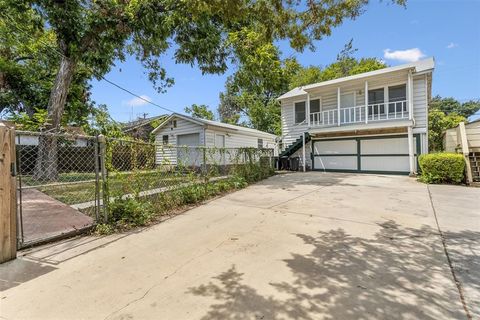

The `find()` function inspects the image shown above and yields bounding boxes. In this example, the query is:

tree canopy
[185,104,215,120]
[0,2,92,125]
[429,95,480,118]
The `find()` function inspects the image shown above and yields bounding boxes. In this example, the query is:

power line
[0,11,178,115]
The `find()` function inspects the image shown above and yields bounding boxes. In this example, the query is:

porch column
[364,81,368,124]
[306,93,311,126]
[302,132,306,172]
[407,70,413,120]
[337,87,341,126]
[407,126,415,176]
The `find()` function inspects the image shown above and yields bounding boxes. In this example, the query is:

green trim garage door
[312,134,420,175]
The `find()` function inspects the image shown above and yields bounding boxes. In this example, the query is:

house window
[162,135,169,145]
[173,120,177,128]
[340,92,355,108]
[388,84,407,113]
[368,88,385,115]
[310,99,320,114]
[294,101,306,124]
[257,138,263,149]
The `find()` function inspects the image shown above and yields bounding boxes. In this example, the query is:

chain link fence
[15,131,275,244]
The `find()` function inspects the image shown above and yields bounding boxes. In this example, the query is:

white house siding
[281,97,308,148]
[291,140,312,169]
[280,69,430,152]
[205,128,276,164]
[154,118,204,165]
[412,74,427,129]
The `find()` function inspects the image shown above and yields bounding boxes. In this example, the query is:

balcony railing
[309,100,409,128]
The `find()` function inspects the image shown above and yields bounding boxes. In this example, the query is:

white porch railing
[367,100,408,122]
[309,100,409,128]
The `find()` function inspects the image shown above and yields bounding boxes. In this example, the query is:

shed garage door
[177,133,200,166]
[312,135,419,174]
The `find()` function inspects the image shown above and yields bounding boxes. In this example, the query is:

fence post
[98,134,109,222]
[0,123,17,263]
[93,136,100,221]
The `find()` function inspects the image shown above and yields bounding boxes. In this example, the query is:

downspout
[302,132,306,172]
[407,69,415,175]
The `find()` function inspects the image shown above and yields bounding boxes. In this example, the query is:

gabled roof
[277,57,435,100]
[151,113,277,138]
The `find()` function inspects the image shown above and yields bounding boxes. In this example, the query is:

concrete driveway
[1,172,479,319]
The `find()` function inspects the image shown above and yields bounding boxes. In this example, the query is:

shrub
[418,153,465,184]
[109,198,154,226]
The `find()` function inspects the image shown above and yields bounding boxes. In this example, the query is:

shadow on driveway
[189,221,477,320]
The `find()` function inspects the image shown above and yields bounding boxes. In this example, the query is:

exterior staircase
[469,152,480,182]
[279,133,311,158]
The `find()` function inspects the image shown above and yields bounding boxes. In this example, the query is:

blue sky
[90,0,480,122]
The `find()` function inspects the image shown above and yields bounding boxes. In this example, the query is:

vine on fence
[96,138,274,234]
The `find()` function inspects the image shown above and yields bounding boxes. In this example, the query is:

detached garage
[312,134,421,174]
[152,113,277,166]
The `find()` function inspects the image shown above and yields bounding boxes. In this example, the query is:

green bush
[418,153,465,184]
[109,198,155,226]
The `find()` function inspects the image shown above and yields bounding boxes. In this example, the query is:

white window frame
[309,97,322,115]
[293,99,307,124]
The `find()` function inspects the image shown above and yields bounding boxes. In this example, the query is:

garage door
[177,133,200,166]
[312,135,419,174]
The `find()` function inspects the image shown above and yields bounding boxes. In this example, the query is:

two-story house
[278,58,434,175]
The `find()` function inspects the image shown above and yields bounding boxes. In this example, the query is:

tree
[3,0,404,180]
[185,104,215,120]
[0,2,93,125]
[429,95,480,118]
[83,104,124,138]
[428,109,465,152]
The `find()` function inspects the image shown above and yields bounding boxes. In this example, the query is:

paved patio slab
[1,172,477,319]
[19,189,94,245]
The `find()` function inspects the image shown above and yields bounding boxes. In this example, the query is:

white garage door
[312,135,418,174]
[313,139,357,170]
[177,133,200,146]
[177,133,200,166]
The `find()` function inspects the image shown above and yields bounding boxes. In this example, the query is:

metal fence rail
[15,131,274,247]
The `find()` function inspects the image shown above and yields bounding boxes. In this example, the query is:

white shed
[151,113,277,166]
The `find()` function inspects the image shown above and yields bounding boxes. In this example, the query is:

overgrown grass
[23,170,189,205]
[95,163,274,234]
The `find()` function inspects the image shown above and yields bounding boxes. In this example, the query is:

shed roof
[151,113,277,138]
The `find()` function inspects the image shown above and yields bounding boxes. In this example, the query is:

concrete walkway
[20,189,94,246]
[1,172,478,319]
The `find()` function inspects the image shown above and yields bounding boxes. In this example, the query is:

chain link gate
[15,131,104,248]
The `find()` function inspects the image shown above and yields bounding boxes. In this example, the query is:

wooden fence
[0,123,16,263]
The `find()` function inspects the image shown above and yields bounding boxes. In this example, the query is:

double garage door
[312,135,419,174]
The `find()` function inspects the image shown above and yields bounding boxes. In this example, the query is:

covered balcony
[309,100,409,127]
[293,69,415,130]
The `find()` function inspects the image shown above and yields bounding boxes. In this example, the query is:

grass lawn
[21,170,201,206]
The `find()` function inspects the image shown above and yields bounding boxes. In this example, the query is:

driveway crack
[427,185,472,320]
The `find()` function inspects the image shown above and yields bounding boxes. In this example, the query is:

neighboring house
[15,126,90,146]
[444,119,480,183]
[122,115,167,141]
[151,113,277,166]
[277,57,435,175]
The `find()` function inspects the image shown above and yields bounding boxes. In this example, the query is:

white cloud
[383,48,426,63]
[446,42,458,49]
[123,95,152,107]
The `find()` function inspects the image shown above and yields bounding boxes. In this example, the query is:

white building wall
[280,70,430,153]
[154,118,204,165]
[412,74,428,129]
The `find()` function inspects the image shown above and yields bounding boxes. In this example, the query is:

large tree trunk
[34,55,76,182]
